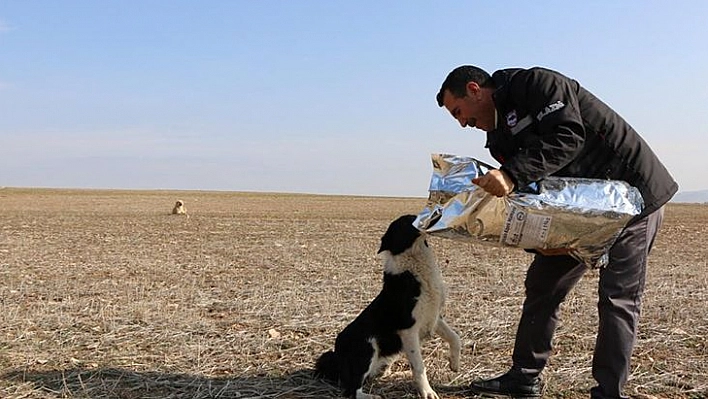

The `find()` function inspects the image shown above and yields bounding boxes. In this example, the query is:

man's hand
[472,169,515,197]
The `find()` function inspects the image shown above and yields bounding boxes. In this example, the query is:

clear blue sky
[1,1,706,197]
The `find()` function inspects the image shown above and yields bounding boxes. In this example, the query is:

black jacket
[487,67,678,216]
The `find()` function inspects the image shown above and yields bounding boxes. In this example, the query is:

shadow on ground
[1,367,473,398]
[2,367,327,398]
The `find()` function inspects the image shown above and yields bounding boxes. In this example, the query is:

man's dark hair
[436,65,493,107]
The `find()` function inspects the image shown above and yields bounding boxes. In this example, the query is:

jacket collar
[486,68,523,149]
[490,68,523,107]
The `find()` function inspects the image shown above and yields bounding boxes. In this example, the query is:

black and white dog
[315,214,461,399]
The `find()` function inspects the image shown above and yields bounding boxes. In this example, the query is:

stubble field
[0,188,706,399]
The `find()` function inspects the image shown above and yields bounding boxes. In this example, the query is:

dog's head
[175,200,184,207]
[377,214,426,255]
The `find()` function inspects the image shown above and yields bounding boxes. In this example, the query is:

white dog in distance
[172,200,187,215]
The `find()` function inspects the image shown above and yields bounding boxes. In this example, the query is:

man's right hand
[472,169,515,197]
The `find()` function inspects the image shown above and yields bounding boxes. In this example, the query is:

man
[436,66,677,399]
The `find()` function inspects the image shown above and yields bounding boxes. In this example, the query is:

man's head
[436,65,497,132]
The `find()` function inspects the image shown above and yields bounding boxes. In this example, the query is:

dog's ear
[377,243,386,254]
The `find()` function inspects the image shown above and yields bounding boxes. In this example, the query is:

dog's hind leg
[368,354,398,379]
[355,389,382,399]
[399,330,439,399]
[379,355,398,378]
[435,318,461,372]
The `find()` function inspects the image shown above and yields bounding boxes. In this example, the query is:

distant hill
[671,189,708,203]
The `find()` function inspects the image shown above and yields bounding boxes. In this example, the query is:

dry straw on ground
[0,188,706,398]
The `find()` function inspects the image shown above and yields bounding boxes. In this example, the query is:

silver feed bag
[414,154,644,268]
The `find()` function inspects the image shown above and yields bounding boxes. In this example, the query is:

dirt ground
[0,188,705,399]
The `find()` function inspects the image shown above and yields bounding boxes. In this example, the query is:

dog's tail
[314,350,339,383]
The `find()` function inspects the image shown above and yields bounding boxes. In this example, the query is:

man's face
[441,83,495,132]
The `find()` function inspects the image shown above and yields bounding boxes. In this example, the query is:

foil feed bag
[414,154,644,268]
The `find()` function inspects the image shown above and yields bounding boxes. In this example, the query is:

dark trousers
[511,207,664,399]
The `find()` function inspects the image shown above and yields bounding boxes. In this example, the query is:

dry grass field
[0,188,706,399]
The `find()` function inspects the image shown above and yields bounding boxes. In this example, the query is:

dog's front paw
[447,346,461,372]
[448,351,460,372]
[448,339,462,372]
[419,388,439,399]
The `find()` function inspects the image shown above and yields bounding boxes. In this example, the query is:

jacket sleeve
[499,68,587,188]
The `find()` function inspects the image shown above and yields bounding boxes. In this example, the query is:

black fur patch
[314,270,421,397]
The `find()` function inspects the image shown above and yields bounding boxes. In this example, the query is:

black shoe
[470,369,543,398]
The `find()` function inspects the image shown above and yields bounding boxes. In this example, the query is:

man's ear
[465,81,480,97]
